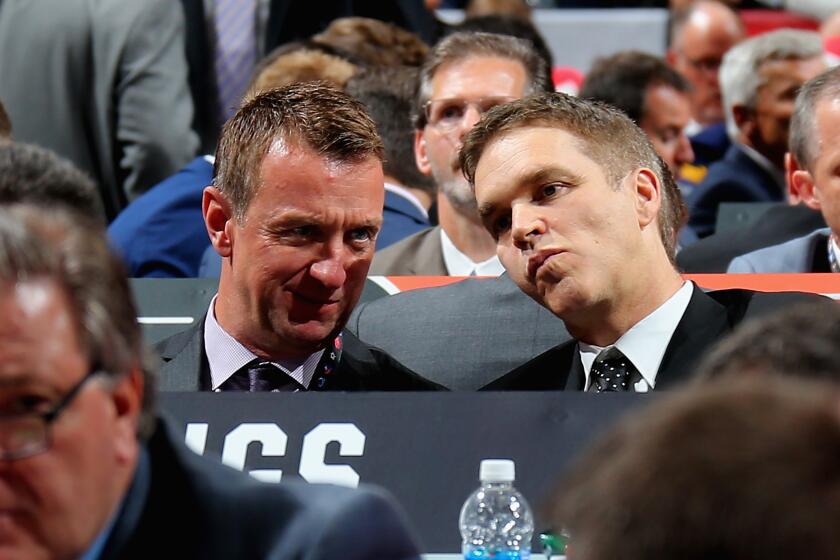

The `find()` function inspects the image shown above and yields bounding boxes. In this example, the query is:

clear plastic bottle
[459,459,534,560]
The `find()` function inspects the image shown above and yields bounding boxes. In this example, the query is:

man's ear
[203,186,234,258]
[785,152,802,204]
[414,129,432,176]
[111,365,143,465]
[792,168,821,211]
[633,168,662,229]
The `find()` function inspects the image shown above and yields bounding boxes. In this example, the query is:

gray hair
[720,29,823,140]
[414,31,552,129]
[790,66,840,173]
[0,204,154,438]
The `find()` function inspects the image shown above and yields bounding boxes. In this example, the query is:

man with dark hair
[346,66,435,249]
[462,92,818,391]
[157,83,439,392]
[580,51,695,179]
[728,65,840,272]
[0,203,423,559]
[0,142,105,222]
[371,31,550,276]
[553,377,840,559]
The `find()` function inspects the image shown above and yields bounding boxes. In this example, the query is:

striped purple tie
[214,0,257,122]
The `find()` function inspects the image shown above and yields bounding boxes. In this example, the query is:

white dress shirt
[579,281,694,392]
[440,229,505,277]
[203,297,323,391]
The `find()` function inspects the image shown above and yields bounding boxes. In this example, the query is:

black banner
[159,392,651,552]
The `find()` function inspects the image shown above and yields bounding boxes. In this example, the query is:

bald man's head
[668,0,745,126]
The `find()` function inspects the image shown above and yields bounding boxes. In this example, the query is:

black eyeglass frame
[0,367,106,461]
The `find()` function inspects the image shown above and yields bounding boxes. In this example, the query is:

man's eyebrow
[478,165,583,219]
[478,202,496,220]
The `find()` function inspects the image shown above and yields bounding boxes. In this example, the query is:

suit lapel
[564,348,585,390]
[157,320,208,391]
[656,286,731,388]
[410,226,448,276]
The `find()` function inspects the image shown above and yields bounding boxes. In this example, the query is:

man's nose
[456,104,483,141]
[309,246,347,289]
[511,205,545,251]
[676,133,695,167]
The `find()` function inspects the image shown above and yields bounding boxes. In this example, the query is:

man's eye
[289,226,315,237]
[493,214,511,236]
[349,228,374,243]
[439,105,464,121]
[541,184,560,198]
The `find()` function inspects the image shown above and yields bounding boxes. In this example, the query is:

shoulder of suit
[155,322,202,361]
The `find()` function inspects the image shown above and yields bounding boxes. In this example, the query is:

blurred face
[749,56,825,169]
[0,279,138,560]
[220,142,384,359]
[798,98,840,237]
[415,56,528,212]
[670,11,743,125]
[473,126,647,321]
[640,84,695,174]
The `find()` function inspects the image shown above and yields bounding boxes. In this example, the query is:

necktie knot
[221,360,304,392]
[588,347,638,393]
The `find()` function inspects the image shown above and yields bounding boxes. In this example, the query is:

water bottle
[459,459,534,560]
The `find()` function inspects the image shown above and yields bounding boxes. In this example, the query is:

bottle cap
[479,459,515,482]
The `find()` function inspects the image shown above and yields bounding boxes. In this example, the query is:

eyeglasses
[0,368,104,461]
[424,96,517,131]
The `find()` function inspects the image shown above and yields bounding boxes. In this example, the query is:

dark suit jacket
[180,0,438,152]
[483,286,825,390]
[676,204,826,273]
[687,144,785,239]
[377,190,431,250]
[349,274,568,389]
[156,318,443,391]
[369,226,447,276]
[109,156,212,278]
[101,419,421,559]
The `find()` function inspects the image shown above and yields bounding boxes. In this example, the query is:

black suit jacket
[687,144,786,239]
[179,0,438,152]
[101,419,422,559]
[482,286,825,390]
[156,318,443,391]
[677,204,827,273]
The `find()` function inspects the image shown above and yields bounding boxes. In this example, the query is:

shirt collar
[203,296,323,390]
[385,182,428,219]
[440,229,504,277]
[579,281,694,391]
[737,143,786,194]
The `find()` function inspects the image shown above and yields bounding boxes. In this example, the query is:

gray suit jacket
[0,0,198,220]
[727,228,830,273]
[348,274,568,389]
[370,226,448,276]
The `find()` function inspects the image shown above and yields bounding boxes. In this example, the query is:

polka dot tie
[221,360,304,392]
[588,347,637,393]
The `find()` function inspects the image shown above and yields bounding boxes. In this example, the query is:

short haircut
[213,82,384,220]
[245,45,357,102]
[552,377,840,560]
[414,31,552,129]
[346,66,435,194]
[0,98,10,139]
[0,142,104,222]
[580,51,690,124]
[693,299,840,382]
[460,92,685,263]
[312,17,429,68]
[720,29,823,139]
[456,15,552,69]
[790,66,840,173]
[0,204,154,438]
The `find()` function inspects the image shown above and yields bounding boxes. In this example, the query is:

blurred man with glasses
[0,204,422,559]
[370,31,552,276]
